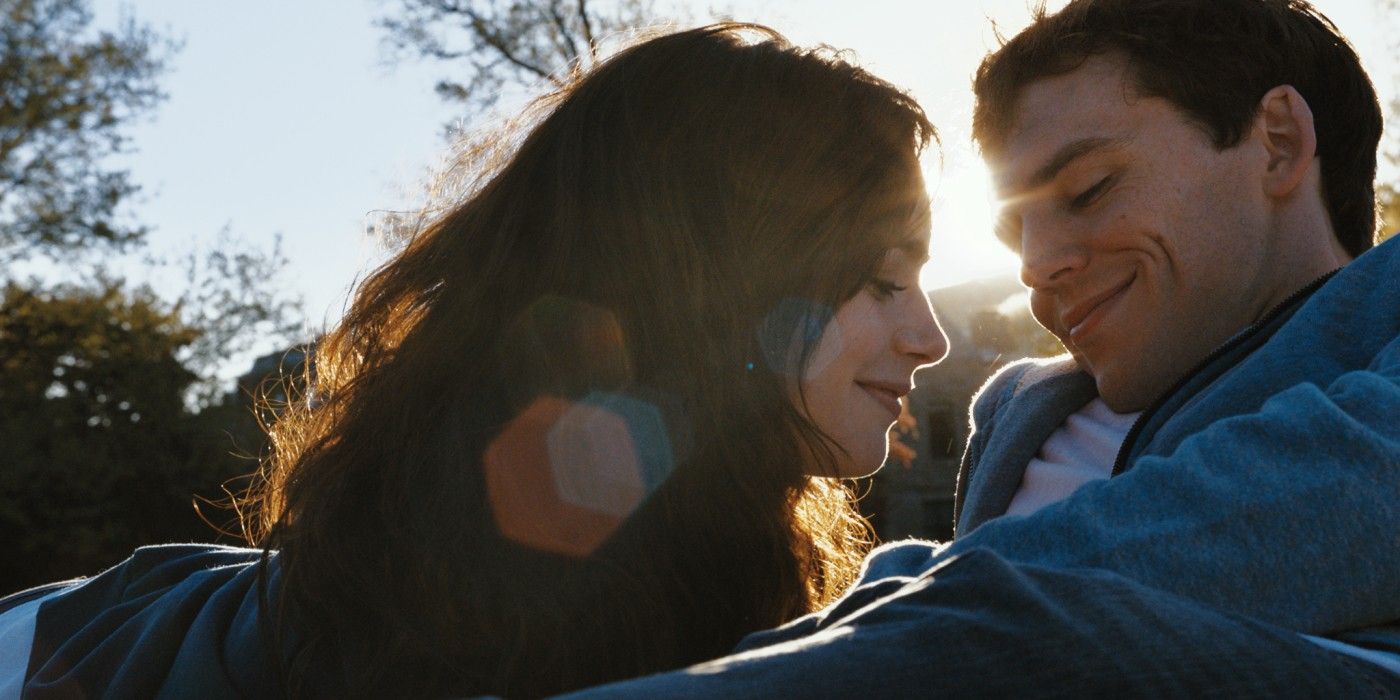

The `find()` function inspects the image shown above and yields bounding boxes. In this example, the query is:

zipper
[1109,269,1340,477]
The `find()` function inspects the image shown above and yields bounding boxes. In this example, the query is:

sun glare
[921,151,1020,291]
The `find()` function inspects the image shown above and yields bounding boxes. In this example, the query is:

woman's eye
[1070,176,1113,210]
[870,279,907,299]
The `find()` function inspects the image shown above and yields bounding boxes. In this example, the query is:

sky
[91,1,1397,355]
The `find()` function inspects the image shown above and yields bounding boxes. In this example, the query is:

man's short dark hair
[972,0,1383,257]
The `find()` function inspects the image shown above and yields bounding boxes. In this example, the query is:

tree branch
[461,7,554,80]
[577,0,598,62]
[545,0,583,63]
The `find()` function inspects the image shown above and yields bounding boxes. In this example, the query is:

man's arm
[941,334,1400,634]
[560,548,1397,698]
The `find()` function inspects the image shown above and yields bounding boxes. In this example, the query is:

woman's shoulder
[5,544,278,697]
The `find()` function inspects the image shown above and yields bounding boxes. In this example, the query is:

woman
[0,23,944,697]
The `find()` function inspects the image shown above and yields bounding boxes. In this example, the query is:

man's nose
[896,293,949,368]
[1018,214,1088,289]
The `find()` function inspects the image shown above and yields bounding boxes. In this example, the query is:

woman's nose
[896,293,948,367]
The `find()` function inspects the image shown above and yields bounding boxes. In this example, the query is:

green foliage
[0,229,306,590]
[377,0,668,127]
[0,2,308,592]
[0,0,172,262]
[0,280,267,591]
[0,279,195,427]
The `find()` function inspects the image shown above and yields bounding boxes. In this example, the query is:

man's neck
[1254,207,1351,325]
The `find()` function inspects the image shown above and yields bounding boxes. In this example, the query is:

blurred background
[3,0,1397,592]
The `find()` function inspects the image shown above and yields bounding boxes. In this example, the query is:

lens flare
[483,392,676,557]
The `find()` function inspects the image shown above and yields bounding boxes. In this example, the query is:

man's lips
[1062,275,1135,344]
[856,381,909,418]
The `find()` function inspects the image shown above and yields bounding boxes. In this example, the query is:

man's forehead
[989,55,1143,193]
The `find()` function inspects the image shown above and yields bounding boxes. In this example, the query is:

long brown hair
[243,23,936,697]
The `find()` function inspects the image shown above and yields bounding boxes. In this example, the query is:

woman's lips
[857,382,903,418]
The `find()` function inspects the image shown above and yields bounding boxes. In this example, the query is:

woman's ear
[1256,84,1318,199]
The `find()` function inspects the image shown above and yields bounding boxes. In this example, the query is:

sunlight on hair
[756,298,840,378]
[483,392,676,557]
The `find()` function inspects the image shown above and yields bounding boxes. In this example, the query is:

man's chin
[1074,351,1150,412]
[1094,375,1154,413]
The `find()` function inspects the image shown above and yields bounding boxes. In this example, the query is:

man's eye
[869,279,907,299]
[1070,176,1113,210]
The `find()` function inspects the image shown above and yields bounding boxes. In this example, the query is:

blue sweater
[948,234,1400,636]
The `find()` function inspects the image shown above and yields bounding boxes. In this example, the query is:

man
[954,0,1396,630]
[954,0,1400,680]
[566,0,1400,695]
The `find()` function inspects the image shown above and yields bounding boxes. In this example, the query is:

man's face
[990,54,1290,412]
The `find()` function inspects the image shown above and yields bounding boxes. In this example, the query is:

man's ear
[1256,85,1318,198]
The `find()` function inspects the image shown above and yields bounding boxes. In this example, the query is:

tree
[0,1,310,590]
[0,279,250,590]
[0,0,172,262]
[0,225,306,592]
[0,268,305,590]
[377,0,673,127]
[166,229,307,408]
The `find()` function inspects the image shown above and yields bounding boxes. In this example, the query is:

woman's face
[795,245,947,478]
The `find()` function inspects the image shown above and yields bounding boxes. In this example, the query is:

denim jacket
[949,234,1400,636]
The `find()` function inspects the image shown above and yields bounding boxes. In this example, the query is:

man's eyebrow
[1011,137,1127,193]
